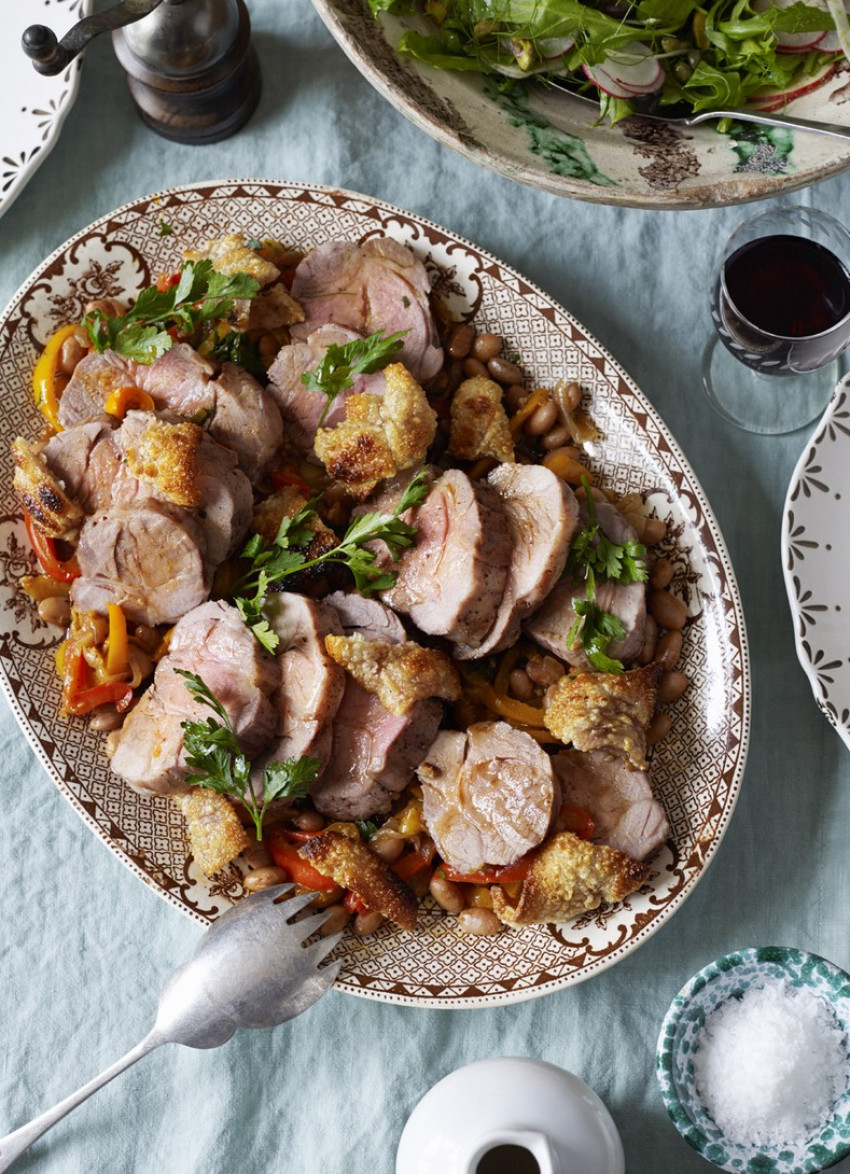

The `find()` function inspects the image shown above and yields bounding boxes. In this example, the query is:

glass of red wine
[704,205,850,435]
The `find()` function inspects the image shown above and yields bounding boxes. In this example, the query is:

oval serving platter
[0,180,750,1006]
[783,373,850,751]
[311,0,850,210]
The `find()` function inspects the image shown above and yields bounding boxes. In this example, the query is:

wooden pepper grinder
[22,0,262,144]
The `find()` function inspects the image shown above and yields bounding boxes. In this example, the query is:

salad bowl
[310,0,850,209]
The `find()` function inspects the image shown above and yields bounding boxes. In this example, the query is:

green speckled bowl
[656,948,850,1173]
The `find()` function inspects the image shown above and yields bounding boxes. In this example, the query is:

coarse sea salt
[693,978,848,1148]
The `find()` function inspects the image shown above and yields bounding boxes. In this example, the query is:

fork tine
[304,932,344,968]
[279,908,334,945]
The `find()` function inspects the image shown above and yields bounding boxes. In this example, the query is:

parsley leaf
[158,221,173,237]
[234,471,430,649]
[177,670,321,840]
[565,481,648,673]
[567,590,628,674]
[568,479,648,586]
[84,259,260,365]
[355,820,378,841]
[301,329,408,427]
[205,327,265,377]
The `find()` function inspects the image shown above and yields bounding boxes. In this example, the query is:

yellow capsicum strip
[32,324,80,432]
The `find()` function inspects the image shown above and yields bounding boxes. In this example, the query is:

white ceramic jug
[396,1057,625,1174]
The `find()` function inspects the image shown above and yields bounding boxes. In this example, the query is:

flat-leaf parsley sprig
[301,329,408,427]
[177,670,320,840]
[566,478,648,674]
[235,471,430,652]
[84,259,260,364]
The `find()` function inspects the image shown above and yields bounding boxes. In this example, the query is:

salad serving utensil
[562,87,850,142]
[0,885,342,1172]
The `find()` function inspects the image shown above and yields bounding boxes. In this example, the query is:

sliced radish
[582,42,664,97]
[747,60,836,109]
[776,29,826,50]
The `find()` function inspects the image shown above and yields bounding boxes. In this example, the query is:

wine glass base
[701,336,838,435]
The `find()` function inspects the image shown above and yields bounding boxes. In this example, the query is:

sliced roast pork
[290,238,443,382]
[552,749,669,862]
[309,593,441,820]
[266,324,386,453]
[311,685,442,820]
[111,412,253,568]
[130,343,216,417]
[207,362,283,484]
[72,502,209,626]
[454,464,579,660]
[417,721,560,875]
[57,350,134,428]
[254,593,346,768]
[40,420,120,514]
[323,590,407,644]
[380,468,512,648]
[109,600,279,796]
[526,500,647,668]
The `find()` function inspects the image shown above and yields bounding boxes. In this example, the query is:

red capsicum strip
[266,826,338,891]
[22,509,80,583]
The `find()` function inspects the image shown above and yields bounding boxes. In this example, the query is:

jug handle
[22,0,164,76]
[463,1129,561,1174]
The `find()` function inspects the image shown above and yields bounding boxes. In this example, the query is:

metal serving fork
[563,87,850,143]
[0,885,342,1172]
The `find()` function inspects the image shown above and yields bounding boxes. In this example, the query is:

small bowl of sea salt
[656,947,850,1173]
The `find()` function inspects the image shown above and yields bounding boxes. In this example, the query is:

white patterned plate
[783,374,850,749]
[1,0,91,222]
[0,180,750,1006]
[311,0,850,210]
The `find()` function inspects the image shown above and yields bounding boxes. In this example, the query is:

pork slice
[71,502,210,626]
[418,721,560,874]
[58,350,134,427]
[381,468,511,647]
[323,590,407,644]
[525,501,647,668]
[454,464,579,660]
[156,600,279,757]
[266,324,385,453]
[552,749,669,861]
[254,593,346,767]
[111,412,253,568]
[310,682,441,820]
[109,600,278,796]
[290,239,443,381]
[130,343,216,417]
[208,362,284,485]
[41,420,120,513]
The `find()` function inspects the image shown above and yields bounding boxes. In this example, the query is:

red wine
[724,234,850,338]
[712,232,850,375]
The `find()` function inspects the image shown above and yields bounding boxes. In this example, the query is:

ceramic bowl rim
[656,946,850,1172]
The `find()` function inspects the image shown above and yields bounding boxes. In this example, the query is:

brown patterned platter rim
[0,180,751,1006]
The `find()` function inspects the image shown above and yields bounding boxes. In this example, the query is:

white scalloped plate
[0,180,750,1006]
[783,373,850,749]
[2,0,91,222]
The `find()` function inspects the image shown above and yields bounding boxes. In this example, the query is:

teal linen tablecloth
[3,3,850,1171]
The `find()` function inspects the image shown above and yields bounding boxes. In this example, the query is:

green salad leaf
[377,0,840,124]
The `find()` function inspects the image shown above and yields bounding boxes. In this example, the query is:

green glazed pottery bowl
[656,947,850,1173]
